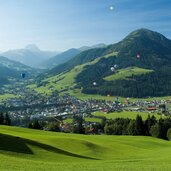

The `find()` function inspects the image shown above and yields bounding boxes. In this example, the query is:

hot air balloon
[136,54,141,59]
[21,73,26,78]
[110,67,115,72]
[114,64,118,69]
[93,82,97,86]
[115,96,119,101]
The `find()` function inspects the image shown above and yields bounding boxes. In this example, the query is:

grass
[93,111,167,120]
[103,51,118,58]
[0,94,17,102]
[64,118,73,123]
[0,125,171,171]
[64,117,102,123]
[60,111,166,125]
[85,117,102,123]
[104,67,153,81]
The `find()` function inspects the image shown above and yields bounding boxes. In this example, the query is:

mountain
[1,44,59,68]
[40,48,81,69]
[40,44,106,69]
[0,56,38,85]
[25,44,41,52]
[78,43,106,51]
[36,29,171,98]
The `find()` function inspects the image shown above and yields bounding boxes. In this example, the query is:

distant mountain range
[78,43,106,51]
[40,43,107,69]
[40,48,81,69]
[38,28,171,98]
[1,44,106,69]
[0,44,59,68]
[0,56,38,85]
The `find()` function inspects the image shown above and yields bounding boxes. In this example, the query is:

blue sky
[0,0,171,51]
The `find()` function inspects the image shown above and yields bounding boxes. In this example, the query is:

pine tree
[150,123,162,138]
[134,115,145,135]
[72,115,85,134]
[4,113,11,125]
[28,120,41,129]
[0,112,4,125]
[127,120,137,135]
[167,128,171,140]
[144,115,157,135]
[32,120,41,129]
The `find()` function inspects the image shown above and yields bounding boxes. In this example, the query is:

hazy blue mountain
[1,44,59,68]
[78,43,106,51]
[40,48,81,69]
[0,56,38,85]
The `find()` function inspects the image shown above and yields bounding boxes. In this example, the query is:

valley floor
[0,126,171,171]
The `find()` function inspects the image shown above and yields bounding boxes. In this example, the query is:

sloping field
[0,126,171,171]
[93,111,166,120]
[27,53,118,96]
[104,67,153,81]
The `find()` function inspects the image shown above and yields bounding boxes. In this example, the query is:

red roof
[147,107,157,110]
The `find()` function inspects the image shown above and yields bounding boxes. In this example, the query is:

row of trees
[28,120,61,132]
[28,120,42,129]
[27,114,171,141]
[104,115,171,140]
[28,116,101,134]
[0,112,11,125]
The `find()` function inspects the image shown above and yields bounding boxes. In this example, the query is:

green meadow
[0,125,171,171]
[104,67,153,81]
[64,117,102,123]
[64,111,166,124]
[93,111,166,120]
[0,94,17,103]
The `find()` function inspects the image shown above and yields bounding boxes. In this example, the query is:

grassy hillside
[64,117,102,123]
[0,94,17,102]
[0,126,171,171]
[104,67,153,81]
[29,52,118,95]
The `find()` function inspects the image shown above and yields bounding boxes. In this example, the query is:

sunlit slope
[93,111,166,120]
[28,52,118,95]
[0,126,171,171]
[104,67,153,81]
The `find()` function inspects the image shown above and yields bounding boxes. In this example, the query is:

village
[0,83,171,129]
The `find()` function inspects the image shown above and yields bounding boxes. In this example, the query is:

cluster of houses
[0,84,170,127]
[124,99,170,114]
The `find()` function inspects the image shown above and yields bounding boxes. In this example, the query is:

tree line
[27,114,171,141]
[104,115,171,140]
